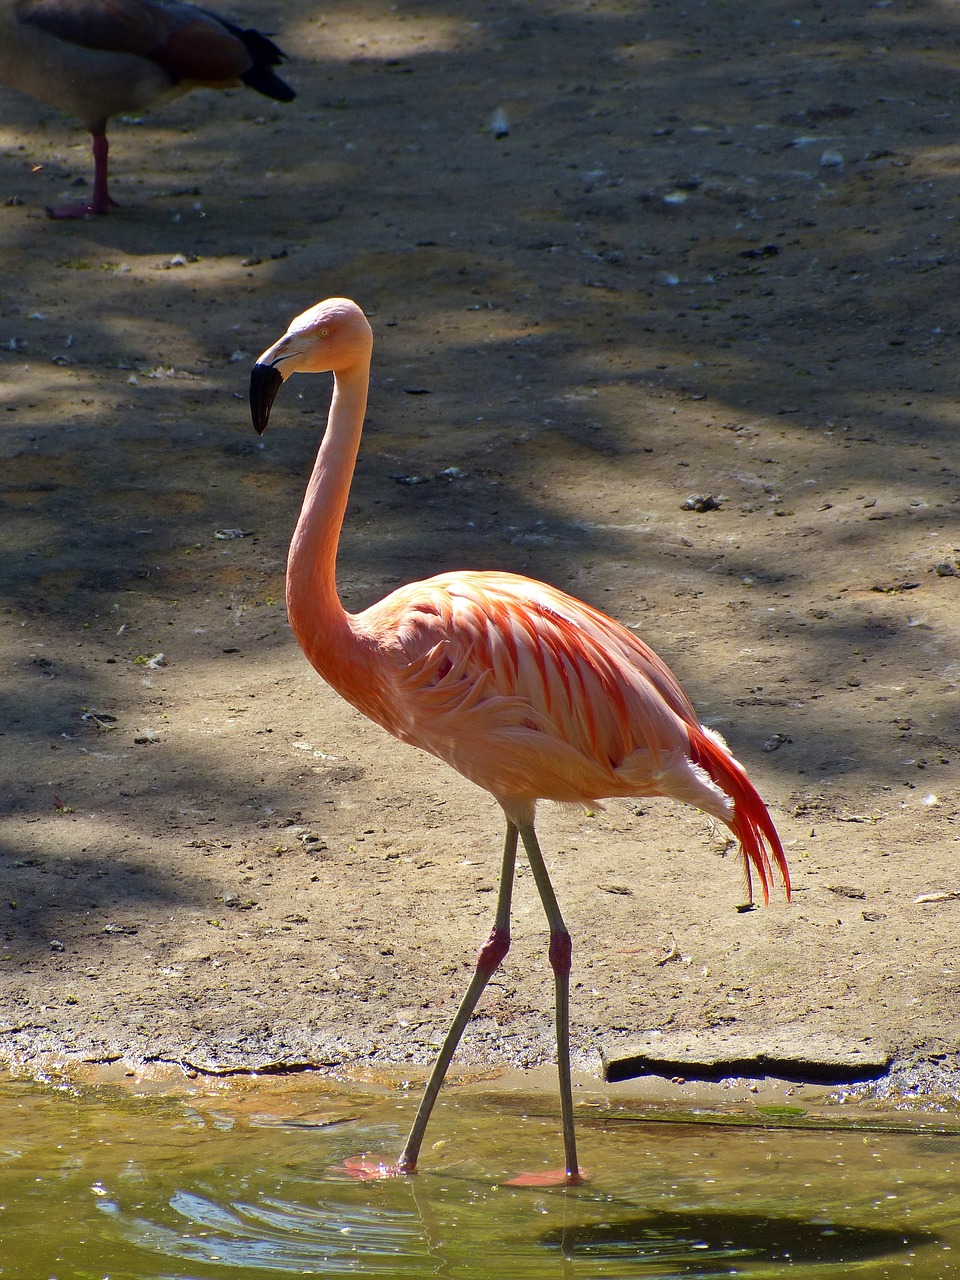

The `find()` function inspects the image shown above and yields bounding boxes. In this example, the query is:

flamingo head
[250,297,373,434]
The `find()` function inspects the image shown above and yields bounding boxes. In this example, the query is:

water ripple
[114,1189,429,1273]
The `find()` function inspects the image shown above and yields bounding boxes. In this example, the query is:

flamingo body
[307,568,780,899]
[0,0,294,216]
[250,297,790,1184]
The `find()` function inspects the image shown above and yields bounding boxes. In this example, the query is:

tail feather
[688,727,790,906]
[216,18,296,102]
[240,60,296,103]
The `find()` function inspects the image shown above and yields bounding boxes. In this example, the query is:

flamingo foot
[338,1154,416,1181]
[504,1167,588,1188]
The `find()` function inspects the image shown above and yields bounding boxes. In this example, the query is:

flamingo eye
[319,327,329,337]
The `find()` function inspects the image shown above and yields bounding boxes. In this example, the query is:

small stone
[682,494,722,512]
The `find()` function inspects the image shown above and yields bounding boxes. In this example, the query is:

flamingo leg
[394,821,519,1173]
[517,823,583,1186]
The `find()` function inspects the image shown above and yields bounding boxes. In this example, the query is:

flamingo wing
[353,572,712,804]
[346,570,787,903]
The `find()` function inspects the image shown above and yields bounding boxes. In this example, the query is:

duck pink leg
[47,131,117,219]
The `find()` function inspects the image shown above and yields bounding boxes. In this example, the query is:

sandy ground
[1,0,958,1103]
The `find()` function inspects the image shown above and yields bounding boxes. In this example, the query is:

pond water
[0,1067,958,1279]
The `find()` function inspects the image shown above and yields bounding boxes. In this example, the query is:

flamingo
[0,0,294,218]
[249,297,791,1187]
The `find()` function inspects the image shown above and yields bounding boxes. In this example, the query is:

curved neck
[285,363,369,655]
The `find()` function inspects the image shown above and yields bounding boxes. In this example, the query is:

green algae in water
[0,1075,957,1278]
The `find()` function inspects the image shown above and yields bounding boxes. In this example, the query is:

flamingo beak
[250,361,284,435]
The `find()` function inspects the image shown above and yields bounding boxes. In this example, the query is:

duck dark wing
[16,0,294,100]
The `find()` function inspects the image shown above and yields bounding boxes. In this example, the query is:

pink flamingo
[0,0,294,219]
[250,297,790,1187]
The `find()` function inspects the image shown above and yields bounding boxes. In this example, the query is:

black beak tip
[250,362,284,435]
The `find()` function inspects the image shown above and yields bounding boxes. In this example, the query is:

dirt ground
[1,0,958,1103]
